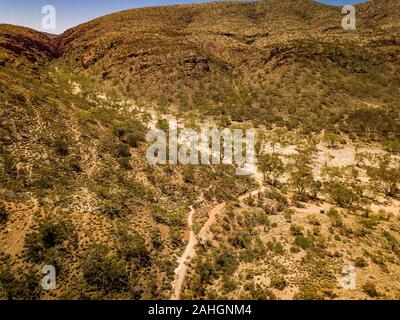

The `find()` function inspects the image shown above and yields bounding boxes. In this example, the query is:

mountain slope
[56,0,400,139]
[0,24,56,70]
[0,18,254,300]
[0,0,399,300]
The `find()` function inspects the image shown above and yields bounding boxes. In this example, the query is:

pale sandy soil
[171,207,197,300]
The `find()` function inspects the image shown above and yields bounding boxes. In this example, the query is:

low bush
[54,138,69,157]
[327,208,343,228]
[290,224,304,236]
[25,219,76,263]
[117,231,150,267]
[215,251,238,275]
[270,275,287,290]
[267,240,285,255]
[294,235,315,251]
[82,244,128,293]
[325,182,363,208]
[362,282,379,297]
[0,204,8,226]
[355,257,368,268]
[114,143,131,158]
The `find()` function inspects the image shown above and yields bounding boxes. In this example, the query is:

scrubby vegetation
[0,205,8,226]
[1,0,400,300]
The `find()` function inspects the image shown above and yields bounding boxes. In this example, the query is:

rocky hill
[0,0,399,300]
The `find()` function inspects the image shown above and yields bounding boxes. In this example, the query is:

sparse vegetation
[1,0,400,301]
[362,282,379,298]
[259,154,284,186]
[270,275,287,291]
[355,257,368,268]
[82,244,129,294]
[0,205,8,226]
[367,155,400,197]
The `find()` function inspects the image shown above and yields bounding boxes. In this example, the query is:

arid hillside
[0,0,399,300]
[53,0,400,141]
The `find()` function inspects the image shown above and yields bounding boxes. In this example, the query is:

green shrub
[267,240,284,254]
[383,231,400,255]
[307,214,320,226]
[290,224,304,236]
[264,188,288,206]
[294,235,315,251]
[183,166,195,183]
[360,218,378,230]
[54,138,69,157]
[25,220,75,263]
[322,132,340,148]
[244,282,277,300]
[114,143,131,158]
[259,154,284,186]
[215,252,238,275]
[345,108,400,142]
[355,257,367,268]
[150,229,163,250]
[289,166,320,200]
[367,156,400,197]
[222,276,237,293]
[294,281,335,300]
[82,244,128,293]
[362,282,379,297]
[325,182,363,208]
[327,208,343,228]
[0,204,8,226]
[270,275,287,290]
[118,157,132,170]
[125,131,145,148]
[118,231,150,267]
[65,155,82,173]
[111,116,146,148]
[0,267,42,300]
[100,199,130,219]
[231,233,252,249]
[170,226,182,248]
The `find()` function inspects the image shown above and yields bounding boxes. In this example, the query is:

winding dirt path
[171,167,265,300]
[171,207,197,300]
[198,202,225,244]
